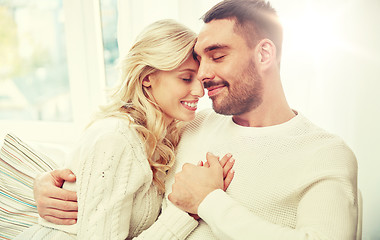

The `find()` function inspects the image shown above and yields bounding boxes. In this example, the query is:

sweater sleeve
[198,148,358,240]
[134,202,198,239]
[75,131,138,240]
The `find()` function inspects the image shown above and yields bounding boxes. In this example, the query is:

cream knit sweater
[19,110,358,239]
[144,109,358,239]
[36,117,163,239]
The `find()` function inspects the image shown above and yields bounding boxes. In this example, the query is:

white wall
[272,0,380,239]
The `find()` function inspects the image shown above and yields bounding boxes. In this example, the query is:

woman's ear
[142,75,153,88]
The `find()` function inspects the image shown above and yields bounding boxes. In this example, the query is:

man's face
[194,19,263,116]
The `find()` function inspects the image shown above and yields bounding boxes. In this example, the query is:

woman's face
[144,56,204,124]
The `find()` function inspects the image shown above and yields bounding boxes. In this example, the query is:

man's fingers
[42,197,78,212]
[47,188,77,202]
[205,152,220,166]
[204,161,210,168]
[222,155,235,190]
[219,153,232,168]
[223,157,235,178]
[223,169,235,191]
[42,207,78,219]
[52,169,76,184]
[43,216,77,225]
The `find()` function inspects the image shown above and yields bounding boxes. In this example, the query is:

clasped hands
[168,152,235,216]
[33,152,234,225]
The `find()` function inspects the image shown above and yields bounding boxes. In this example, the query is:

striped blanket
[0,134,59,240]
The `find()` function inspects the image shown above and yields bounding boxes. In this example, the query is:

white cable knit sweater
[17,109,358,239]
[18,117,163,240]
[142,109,358,239]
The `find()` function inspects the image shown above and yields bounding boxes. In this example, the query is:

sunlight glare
[281,9,340,61]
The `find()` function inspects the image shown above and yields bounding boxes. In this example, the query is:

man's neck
[232,103,296,127]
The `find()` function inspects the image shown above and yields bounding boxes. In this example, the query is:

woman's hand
[189,153,235,220]
[200,153,235,191]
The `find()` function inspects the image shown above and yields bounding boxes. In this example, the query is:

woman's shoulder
[92,115,133,131]
[83,116,137,145]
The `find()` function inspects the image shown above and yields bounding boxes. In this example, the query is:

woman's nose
[191,79,205,97]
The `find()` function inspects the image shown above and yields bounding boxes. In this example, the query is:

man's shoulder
[296,114,357,174]
[298,114,348,143]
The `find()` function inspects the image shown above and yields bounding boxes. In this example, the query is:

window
[0,0,107,143]
[100,0,119,87]
[0,0,218,143]
[0,0,71,122]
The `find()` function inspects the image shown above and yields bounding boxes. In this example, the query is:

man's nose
[197,60,214,82]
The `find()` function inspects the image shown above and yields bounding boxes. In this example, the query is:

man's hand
[34,169,78,225]
[168,152,234,214]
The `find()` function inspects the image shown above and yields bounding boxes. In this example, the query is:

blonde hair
[93,19,197,193]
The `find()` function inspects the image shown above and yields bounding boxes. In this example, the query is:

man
[34,0,358,239]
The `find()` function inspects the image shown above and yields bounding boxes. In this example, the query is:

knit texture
[20,117,163,239]
[163,109,358,240]
[14,110,358,239]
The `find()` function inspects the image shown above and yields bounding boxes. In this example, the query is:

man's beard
[210,60,263,116]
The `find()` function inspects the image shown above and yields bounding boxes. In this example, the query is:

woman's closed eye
[179,74,195,82]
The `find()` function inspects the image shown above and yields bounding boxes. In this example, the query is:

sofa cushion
[0,133,60,239]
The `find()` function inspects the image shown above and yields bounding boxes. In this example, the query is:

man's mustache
[203,80,229,89]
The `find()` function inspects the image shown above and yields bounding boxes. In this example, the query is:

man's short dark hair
[202,0,283,57]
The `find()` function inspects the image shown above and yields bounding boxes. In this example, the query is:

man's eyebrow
[204,44,229,53]
[193,44,229,59]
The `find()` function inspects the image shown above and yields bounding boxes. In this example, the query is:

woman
[15,19,233,239]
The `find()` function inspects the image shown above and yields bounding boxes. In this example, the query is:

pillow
[0,133,60,239]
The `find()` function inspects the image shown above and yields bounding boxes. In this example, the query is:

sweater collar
[225,110,306,136]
